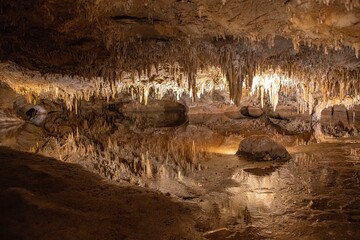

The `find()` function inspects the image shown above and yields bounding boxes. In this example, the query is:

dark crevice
[67,38,96,47]
[144,37,171,42]
[111,15,162,23]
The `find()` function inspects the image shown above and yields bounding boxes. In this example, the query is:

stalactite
[1,34,359,116]
[143,85,150,105]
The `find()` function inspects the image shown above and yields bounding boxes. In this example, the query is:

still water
[199,143,360,240]
[0,109,359,240]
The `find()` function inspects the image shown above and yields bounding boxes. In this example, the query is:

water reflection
[0,109,44,150]
[1,102,360,239]
[206,146,360,240]
[123,111,187,128]
[0,122,43,150]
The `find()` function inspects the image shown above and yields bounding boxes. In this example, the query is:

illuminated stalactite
[0,62,226,109]
[1,38,360,119]
[251,72,287,111]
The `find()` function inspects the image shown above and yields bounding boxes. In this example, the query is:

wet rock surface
[236,135,291,161]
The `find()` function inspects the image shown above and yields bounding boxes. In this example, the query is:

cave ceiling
[0,0,360,106]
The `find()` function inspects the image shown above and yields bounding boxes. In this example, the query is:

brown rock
[236,135,291,161]
[240,106,264,118]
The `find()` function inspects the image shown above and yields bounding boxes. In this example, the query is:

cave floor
[0,147,203,240]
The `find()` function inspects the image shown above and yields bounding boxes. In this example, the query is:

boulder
[240,106,263,118]
[236,135,291,161]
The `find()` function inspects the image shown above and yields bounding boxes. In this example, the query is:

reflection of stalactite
[243,206,252,225]
[38,113,208,186]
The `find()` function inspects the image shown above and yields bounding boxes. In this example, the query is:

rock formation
[236,135,292,161]
[0,0,359,119]
[0,2,360,239]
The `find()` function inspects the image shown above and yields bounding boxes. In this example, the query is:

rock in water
[240,106,263,118]
[236,135,291,161]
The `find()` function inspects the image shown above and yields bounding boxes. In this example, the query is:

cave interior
[0,1,360,239]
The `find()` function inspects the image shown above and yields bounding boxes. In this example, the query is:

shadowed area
[0,147,202,240]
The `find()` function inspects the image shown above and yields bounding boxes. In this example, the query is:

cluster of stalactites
[289,1,360,58]
[219,48,256,105]
[250,70,292,111]
[63,33,360,110]
[315,70,360,111]
[0,62,226,112]
[75,0,360,85]
[248,65,360,116]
